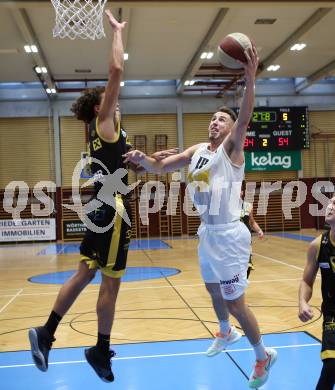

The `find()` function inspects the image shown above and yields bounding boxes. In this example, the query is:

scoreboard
[242,107,309,151]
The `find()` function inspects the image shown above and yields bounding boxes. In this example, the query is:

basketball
[217,32,253,69]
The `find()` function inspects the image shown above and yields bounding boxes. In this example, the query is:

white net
[51,0,107,40]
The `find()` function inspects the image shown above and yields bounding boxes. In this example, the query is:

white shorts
[198,221,251,300]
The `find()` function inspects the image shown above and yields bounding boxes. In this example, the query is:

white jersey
[187,143,244,225]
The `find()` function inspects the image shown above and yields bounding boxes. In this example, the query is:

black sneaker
[28,326,55,372]
[85,346,115,382]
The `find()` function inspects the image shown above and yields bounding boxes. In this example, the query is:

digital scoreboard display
[242,107,309,151]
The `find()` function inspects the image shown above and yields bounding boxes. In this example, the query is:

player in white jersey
[124,45,277,389]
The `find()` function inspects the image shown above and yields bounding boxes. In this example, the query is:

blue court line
[271,232,316,242]
[160,235,198,240]
[0,243,46,249]
[131,239,171,250]
[38,239,170,255]
[28,267,181,284]
[0,332,322,390]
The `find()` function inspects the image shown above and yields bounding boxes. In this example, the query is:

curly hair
[71,86,105,124]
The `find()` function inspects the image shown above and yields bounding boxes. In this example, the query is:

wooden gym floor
[0,229,323,352]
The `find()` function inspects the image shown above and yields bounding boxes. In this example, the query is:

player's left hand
[123,150,146,164]
[105,9,127,31]
[237,45,259,83]
[258,230,264,239]
[298,301,314,322]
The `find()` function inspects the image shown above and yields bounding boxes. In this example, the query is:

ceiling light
[35,66,42,74]
[41,67,48,73]
[24,45,38,53]
[201,52,207,59]
[206,52,214,59]
[184,80,190,86]
[267,65,280,71]
[124,53,129,60]
[45,87,56,94]
[290,43,306,51]
[120,81,125,87]
[189,80,195,86]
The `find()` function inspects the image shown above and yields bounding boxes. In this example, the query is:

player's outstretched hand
[151,148,179,161]
[123,150,146,164]
[236,45,259,84]
[105,9,127,31]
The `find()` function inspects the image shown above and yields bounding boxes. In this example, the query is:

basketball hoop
[51,0,107,40]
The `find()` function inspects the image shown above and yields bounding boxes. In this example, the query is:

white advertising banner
[0,219,56,242]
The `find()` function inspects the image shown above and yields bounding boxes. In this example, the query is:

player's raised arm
[97,10,127,141]
[224,45,259,164]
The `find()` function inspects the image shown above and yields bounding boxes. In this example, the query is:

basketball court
[1,0,335,389]
[0,232,328,389]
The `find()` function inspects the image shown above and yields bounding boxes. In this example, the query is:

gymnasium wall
[121,113,178,184]
[302,111,335,178]
[0,117,55,188]
[60,117,86,187]
[0,107,335,240]
[2,110,333,188]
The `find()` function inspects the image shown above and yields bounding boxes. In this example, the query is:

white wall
[1,93,335,118]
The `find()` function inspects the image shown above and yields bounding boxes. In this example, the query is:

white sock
[219,320,231,335]
[252,338,267,361]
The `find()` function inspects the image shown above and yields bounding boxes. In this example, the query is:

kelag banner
[245,151,301,172]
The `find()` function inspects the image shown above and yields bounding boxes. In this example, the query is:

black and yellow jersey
[87,116,132,194]
[316,230,335,316]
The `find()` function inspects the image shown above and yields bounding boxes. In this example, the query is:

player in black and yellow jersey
[28,9,178,381]
[28,10,129,383]
[240,184,264,278]
[79,97,133,278]
[299,195,335,390]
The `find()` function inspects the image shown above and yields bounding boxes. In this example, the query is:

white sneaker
[206,326,242,357]
[248,348,277,388]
